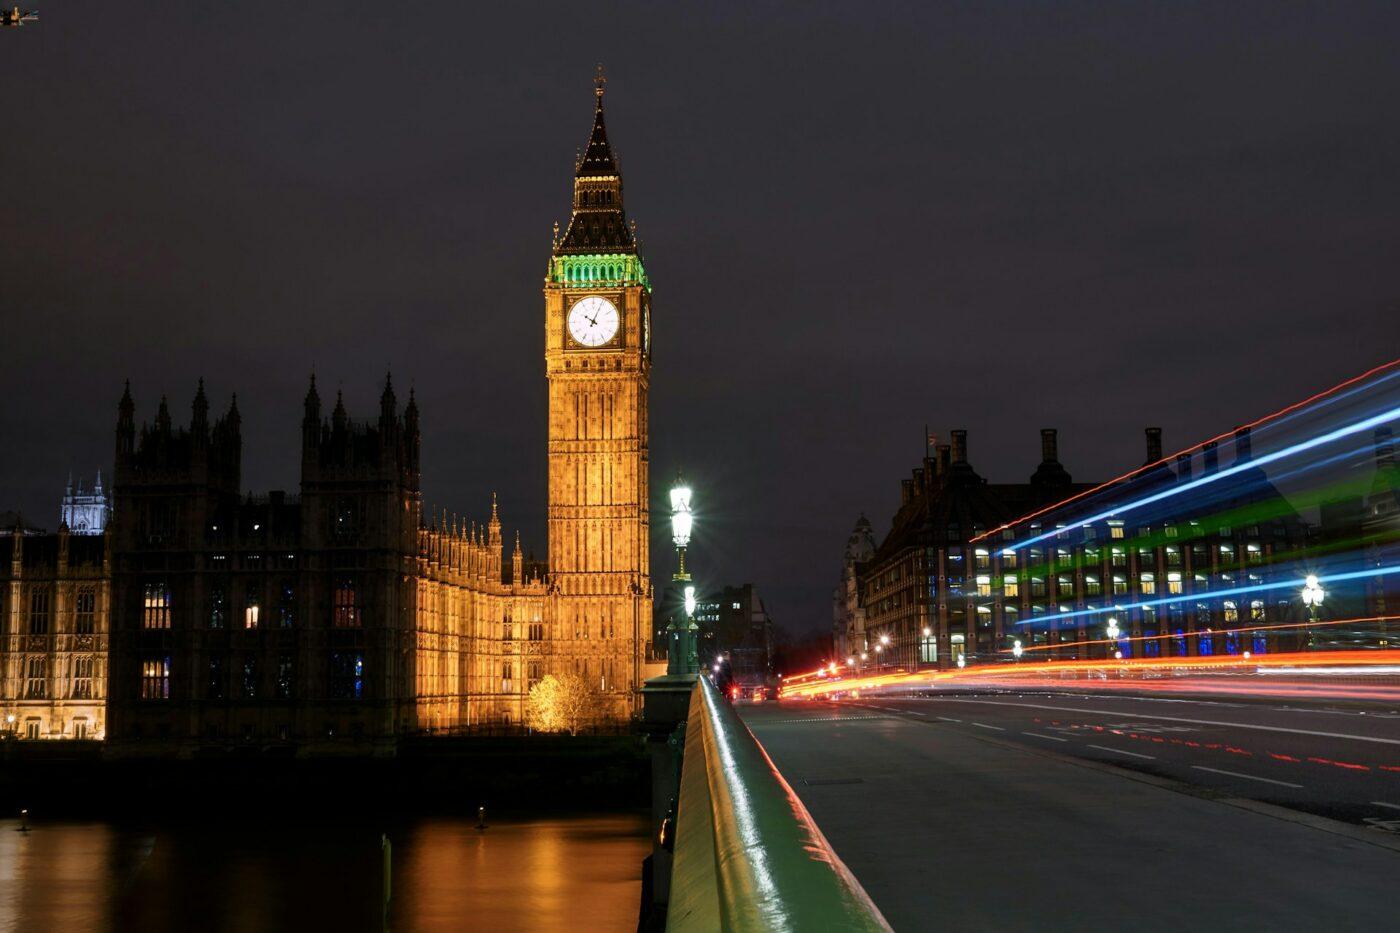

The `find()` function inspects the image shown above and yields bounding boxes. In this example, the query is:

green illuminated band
[550,253,650,291]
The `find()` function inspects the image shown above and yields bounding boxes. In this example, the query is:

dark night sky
[3,2,1398,635]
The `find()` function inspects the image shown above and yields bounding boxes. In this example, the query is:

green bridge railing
[664,677,892,932]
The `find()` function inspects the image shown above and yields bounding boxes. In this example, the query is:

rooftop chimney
[1145,427,1163,463]
[1203,441,1219,474]
[937,444,951,476]
[901,478,913,505]
[1041,428,1059,463]
[1234,425,1253,463]
[951,430,968,464]
[1175,453,1192,481]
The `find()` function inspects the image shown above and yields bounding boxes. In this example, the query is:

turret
[191,378,209,444]
[117,381,135,459]
[155,395,172,435]
[513,530,524,585]
[302,373,321,453]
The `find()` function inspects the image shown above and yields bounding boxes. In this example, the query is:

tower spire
[556,67,634,256]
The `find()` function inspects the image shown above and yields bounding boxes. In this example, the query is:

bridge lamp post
[1012,639,1023,661]
[666,474,699,676]
[1106,616,1122,661]
[879,632,891,669]
[1301,575,1325,650]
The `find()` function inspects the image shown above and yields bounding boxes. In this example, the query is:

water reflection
[0,813,647,932]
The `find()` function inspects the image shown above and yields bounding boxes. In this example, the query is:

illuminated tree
[526,672,603,736]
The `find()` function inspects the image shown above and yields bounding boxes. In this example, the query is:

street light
[666,472,699,676]
[1012,639,1023,660]
[1301,574,1325,649]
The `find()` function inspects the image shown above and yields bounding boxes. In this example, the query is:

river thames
[0,811,648,932]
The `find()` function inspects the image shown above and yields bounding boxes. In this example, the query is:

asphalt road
[848,691,1400,827]
[739,692,1400,931]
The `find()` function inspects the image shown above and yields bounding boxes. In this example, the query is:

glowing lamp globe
[684,585,697,617]
[671,509,693,548]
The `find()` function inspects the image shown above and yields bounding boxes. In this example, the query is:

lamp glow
[684,585,696,617]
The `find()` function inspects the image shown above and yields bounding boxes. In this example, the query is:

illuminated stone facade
[543,73,652,719]
[9,76,651,748]
[1,526,109,740]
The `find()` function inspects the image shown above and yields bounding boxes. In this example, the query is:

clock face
[568,295,620,347]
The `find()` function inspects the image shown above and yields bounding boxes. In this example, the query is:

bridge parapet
[665,678,891,932]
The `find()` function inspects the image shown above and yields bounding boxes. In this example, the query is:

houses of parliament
[0,74,654,752]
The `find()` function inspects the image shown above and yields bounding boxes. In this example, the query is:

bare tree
[526,671,604,736]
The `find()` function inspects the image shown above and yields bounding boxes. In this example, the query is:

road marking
[1371,801,1400,812]
[936,716,963,723]
[1087,744,1155,760]
[1192,766,1303,789]
[973,722,1005,731]
[1022,732,1067,742]
[945,699,1400,746]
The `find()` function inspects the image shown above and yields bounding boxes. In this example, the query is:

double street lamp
[1106,616,1123,660]
[667,472,700,676]
[1301,574,1326,650]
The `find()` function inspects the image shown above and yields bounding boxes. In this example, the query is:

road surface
[739,691,1400,931]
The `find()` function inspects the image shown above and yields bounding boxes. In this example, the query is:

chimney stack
[1175,453,1192,481]
[1041,428,1059,463]
[951,430,968,464]
[1203,441,1219,474]
[1145,427,1163,463]
[936,444,951,476]
[1234,425,1253,463]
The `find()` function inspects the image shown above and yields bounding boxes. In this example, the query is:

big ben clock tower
[544,68,652,718]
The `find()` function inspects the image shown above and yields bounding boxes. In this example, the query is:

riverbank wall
[0,735,648,817]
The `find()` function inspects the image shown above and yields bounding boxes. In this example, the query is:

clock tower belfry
[544,68,652,718]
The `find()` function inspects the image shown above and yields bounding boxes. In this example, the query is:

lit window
[28,588,51,635]
[1167,572,1183,595]
[1108,521,1125,539]
[1246,543,1263,563]
[329,651,364,699]
[974,549,991,570]
[1140,573,1156,595]
[24,656,47,698]
[333,579,358,628]
[1084,574,1102,596]
[500,661,514,695]
[143,583,171,630]
[1223,600,1239,623]
[141,656,171,699]
[72,656,94,699]
[1002,551,1018,569]
[1250,599,1265,622]
[732,602,741,610]
[244,587,261,630]
[1110,547,1126,567]
[1165,547,1181,567]
[1002,575,1019,598]
[74,589,96,635]
[976,575,992,597]
[1112,575,1128,595]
